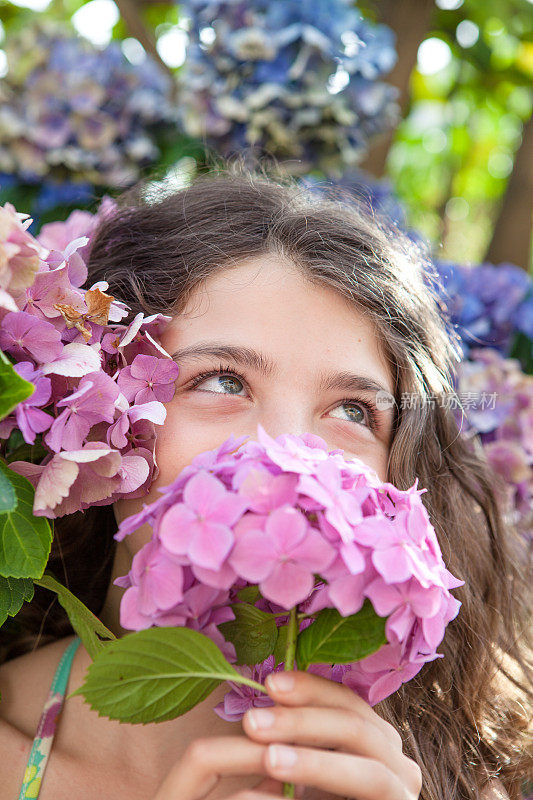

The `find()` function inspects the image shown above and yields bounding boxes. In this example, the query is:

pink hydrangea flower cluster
[114,424,464,710]
[0,201,178,517]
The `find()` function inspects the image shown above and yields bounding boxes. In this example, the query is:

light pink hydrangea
[114,425,464,714]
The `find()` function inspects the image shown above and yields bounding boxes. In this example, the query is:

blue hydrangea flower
[433,260,533,359]
[0,21,178,194]
[177,0,399,176]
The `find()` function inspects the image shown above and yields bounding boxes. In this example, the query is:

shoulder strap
[18,636,81,800]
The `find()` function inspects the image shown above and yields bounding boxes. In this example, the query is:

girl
[0,163,531,800]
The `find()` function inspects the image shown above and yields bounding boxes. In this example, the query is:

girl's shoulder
[0,635,79,799]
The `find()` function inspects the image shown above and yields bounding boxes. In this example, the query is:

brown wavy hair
[2,159,532,800]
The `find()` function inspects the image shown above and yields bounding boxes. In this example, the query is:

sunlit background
[0,0,532,270]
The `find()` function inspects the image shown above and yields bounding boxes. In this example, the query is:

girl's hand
[241,669,423,800]
[151,669,422,800]
[151,733,286,799]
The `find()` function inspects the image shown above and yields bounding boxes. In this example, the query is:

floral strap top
[18,636,81,800]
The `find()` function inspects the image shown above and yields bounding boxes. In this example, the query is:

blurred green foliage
[385,0,533,267]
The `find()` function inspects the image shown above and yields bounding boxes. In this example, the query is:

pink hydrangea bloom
[114,425,464,715]
[117,353,179,404]
[0,197,177,521]
[159,471,248,570]
[214,656,283,721]
[45,371,120,452]
[0,310,63,362]
[229,506,336,607]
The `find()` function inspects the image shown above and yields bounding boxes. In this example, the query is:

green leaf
[509,330,533,376]
[70,627,267,724]
[273,624,289,667]
[35,573,116,661]
[235,585,261,604]
[0,349,35,421]
[218,602,278,666]
[5,440,48,465]
[0,575,34,627]
[0,461,52,579]
[296,601,387,671]
[0,470,17,513]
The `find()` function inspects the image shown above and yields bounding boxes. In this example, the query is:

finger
[152,736,268,800]
[263,745,409,800]
[243,704,409,778]
[230,795,287,800]
[265,670,402,747]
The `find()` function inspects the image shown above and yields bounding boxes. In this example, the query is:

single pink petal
[188,521,234,570]
[290,528,337,572]
[237,468,298,513]
[183,470,227,517]
[364,578,402,616]
[129,401,167,425]
[153,358,179,384]
[351,515,396,547]
[159,504,198,554]
[41,342,101,377]
[367,662,423,706]
[134,386,157,405]
[120,586,154,630]
[265,506,308,554]
[209,492,248,526]
[108,414,130,449]
[117,453,150,493]
[260,561,314,608]
[372,546,413,584]
[386,606,416,642]
[408,581,443,618]
[229,529,276,582]
[145,562,184,613]
[421,613,446,649]
[130,353,158,379]
[33,455,80,514]
[192,560,237,590]
[327,573,366,616]
[339,541,366,574]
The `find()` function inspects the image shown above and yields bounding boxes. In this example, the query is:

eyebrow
[170,342,395,408]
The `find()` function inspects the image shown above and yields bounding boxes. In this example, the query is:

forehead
[164,256,394,395]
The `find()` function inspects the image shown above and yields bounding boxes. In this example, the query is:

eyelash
[188,362,380,432]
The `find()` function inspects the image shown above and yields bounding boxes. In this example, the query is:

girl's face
[113,256,396,559]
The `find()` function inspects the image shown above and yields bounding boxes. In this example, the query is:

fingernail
[268,744,298,770]
[266,672,295,692]
[247,709,275,730]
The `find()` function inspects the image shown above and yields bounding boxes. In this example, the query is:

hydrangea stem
[283,606,298,799]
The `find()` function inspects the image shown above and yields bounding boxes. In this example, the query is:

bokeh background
[1,0,533,563]
[0,0,532,269]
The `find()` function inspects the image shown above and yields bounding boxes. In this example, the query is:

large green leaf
[0,575,34,627]
[0,462,52,579]
[0,350,35,421]
[296,601,387,671]
[0,470,17,513]
[70,627,267,724]
[35,574,116,661]
[218,602,278,666]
